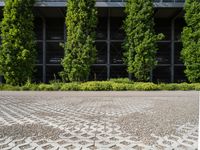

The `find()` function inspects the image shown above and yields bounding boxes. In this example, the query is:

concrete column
[171,19,175,83]
[107,8,110,80]
[42,17,46,83]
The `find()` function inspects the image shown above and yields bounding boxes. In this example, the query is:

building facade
[0,0,186,83]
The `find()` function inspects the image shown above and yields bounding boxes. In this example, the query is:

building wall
[32,8,186,83]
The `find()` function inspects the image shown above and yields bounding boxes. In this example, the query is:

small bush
[61,83,80,91]
[38,84,55,91]
[177,83,195,91]
[158,84,178,91]
[133,82,159,91]
[0,84,21,91]
[80,81,112,91]
[194,84,200,90]
[111,83,129,91]
[0,79,199,91]
[49,80,63,91]
[110,78,131,84]
[21,83,38,91]
[158,83,196,91]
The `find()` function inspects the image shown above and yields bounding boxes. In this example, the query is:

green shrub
[49,80,63,91]
[123,0,164,82]
[0,84,21,91]
[177,83,195,91]
[60,0,97,82]
[0,0,36,85]
[21,83,38,91]
[181,0,200,83]
[158,83,196,91]
[0,79,200,91]
[133,82,159,91]
[194,84,200,90]
[110,78,131,84]
[61,83,80,91]
[111,83,130,91]
[158,84,178,91]
[80,81,112,91]
[37,84,55,91]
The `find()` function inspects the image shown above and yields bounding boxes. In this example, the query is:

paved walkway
[0,91,199,150]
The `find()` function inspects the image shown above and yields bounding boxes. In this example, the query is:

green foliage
[0,0,36,85]
[181,0,200,83]
[0,79,200,91]
[123,0,164,82]
[133,82,159,91]
[110,78,132,84]
[61,83,80,91]
[80,81,112,91]
[60,0,97,82]
[158,83,195,91]
[0,84,21,91]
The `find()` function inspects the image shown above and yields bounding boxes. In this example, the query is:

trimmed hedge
[0,78,199,91]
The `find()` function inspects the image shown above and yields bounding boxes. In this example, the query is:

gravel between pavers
[0,123,64,140]
[118,97,199,145]
[0,91,199,149]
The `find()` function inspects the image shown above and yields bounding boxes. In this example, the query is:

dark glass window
[110,17,125,40]
[89,66,107,80]
[0,76,5,84]
[110,42,124,64]
[33,66,43,83]
[46,42,64,64]
[174,42,183,64]
[36,42,43,64]
[156,42,171,64]
[174,66,187,83]
[96,42,107,64]
[46,18,64,40]
[155,19,171,41]
[175,18,185,41]
[153,66,171,83]
[34,18,43,40]
[46,66,63,82]
[110,66,128,78]
[96,17,107,40]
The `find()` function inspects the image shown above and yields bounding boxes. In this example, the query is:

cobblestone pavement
[0,91,199,150]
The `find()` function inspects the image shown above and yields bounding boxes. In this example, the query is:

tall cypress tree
[60,0,97,82]
[123,0,163,82]
[0,0,36,85]
[181,0,200,83]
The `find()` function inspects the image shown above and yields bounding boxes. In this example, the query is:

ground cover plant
[0,78,200,91]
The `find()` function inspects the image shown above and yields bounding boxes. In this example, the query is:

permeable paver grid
[0,91,199,150]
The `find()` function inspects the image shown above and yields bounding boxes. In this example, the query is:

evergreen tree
[0,0,36,85]
[123,0,163,82]
[60,0,97,82]
[181,0,200,83]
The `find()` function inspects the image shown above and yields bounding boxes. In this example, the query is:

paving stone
[0,91,198,150]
